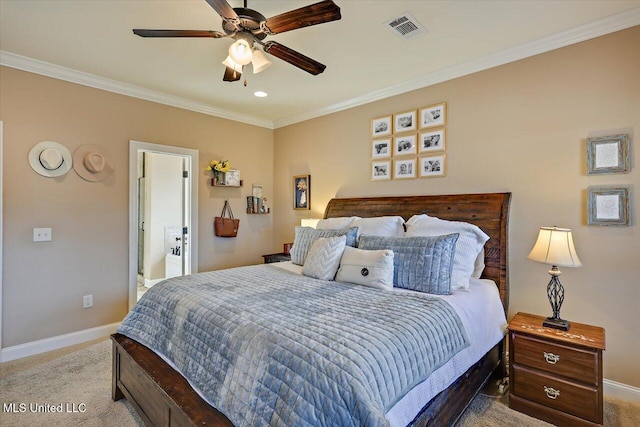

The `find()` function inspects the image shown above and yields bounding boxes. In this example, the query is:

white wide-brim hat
[73,144,114,182]
[28,141,73,177]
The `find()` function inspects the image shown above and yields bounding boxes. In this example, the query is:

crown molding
[0,51,274,129]
[272,7,640,128]
[2,7,638,130]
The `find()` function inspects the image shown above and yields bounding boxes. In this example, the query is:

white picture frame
[371,139,391,159]
[393,110,417,133]
[419,102,447,129]
[393,134,417,157]
[371,160,391,181]
[224,169,241,186]
[419,154,446,178]
[393,158,416,180]
[419,128,446,153]
[371,115,392,138]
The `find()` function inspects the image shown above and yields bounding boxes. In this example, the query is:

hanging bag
[214,200,240,237]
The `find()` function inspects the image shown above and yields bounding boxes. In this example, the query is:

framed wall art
[371,160,391,181]
[393,110,417,133]
[419,154,446,178]
[371,115,392,138]
[587,186,630,226]
[224,169,241,186]
[293,175,311,210]
[586,134,630,175]
[419,102,447,129]
[371,139,391,159]
[393,158,416,180]
[393,134,417,157]
[419,128,446,153]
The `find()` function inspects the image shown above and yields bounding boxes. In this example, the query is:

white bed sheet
[270,261,507,426]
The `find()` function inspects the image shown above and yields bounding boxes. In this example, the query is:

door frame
[128,140,198,309]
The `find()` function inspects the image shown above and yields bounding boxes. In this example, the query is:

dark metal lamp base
[543,317,570,331]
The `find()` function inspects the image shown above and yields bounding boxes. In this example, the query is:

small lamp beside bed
[300,218,321,228]
[527,226,582,331]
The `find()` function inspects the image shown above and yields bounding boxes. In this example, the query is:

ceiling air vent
[385,12,427,39]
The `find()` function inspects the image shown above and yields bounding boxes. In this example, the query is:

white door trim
[128,140,198,309]
[0,121,4,355]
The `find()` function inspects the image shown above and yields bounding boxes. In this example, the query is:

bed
[112,192,511,426]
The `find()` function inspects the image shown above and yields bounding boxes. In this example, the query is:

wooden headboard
[324,193,511,311]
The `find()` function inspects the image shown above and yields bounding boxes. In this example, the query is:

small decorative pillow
[336,246,394,290]
[405,214,489,290]
[290,226,358,265]
[316,216,360,230]
[358,234,458,295]
[351,216,406,238]
[302,235,347,281]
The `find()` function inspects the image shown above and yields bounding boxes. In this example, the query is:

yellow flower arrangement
[206,160,231,173]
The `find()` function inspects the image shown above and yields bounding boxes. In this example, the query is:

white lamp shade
[251,49,272,74]
[229,39,253,65]
[301,218,321,229]
[527,227,582,268]
[222,56,242,72]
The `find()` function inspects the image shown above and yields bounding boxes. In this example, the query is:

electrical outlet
[33,228,52,242]
[83,294,93,309]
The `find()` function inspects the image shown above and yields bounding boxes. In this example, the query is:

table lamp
[527,226,582,331]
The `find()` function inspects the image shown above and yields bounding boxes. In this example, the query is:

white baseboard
[604,379,640,403]
[0,322,120,363]
[144,278,164,288]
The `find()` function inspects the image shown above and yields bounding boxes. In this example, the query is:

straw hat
[73,144,114,182]
[28,141,73,177]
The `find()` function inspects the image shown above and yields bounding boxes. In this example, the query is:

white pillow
[302,235,347,281]
[405,214,489,290]
[473,248,485,278]
[316,216,360,230]
[351,216,405,238]
[336,246,394,290]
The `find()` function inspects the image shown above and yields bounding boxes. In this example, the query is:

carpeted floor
[1,339,638,426]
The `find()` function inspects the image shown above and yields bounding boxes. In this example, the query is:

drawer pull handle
[544,352,560,364]
[544,386,560,400]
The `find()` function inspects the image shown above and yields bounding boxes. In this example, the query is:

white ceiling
[2,1,639,128]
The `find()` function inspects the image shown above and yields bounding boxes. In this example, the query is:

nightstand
[508,312,605,426]
[262,252,291,264]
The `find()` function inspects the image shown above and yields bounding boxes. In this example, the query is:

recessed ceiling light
[254,91,268,98]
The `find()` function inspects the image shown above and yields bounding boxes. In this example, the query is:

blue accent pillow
[358,234,458,294]
[291,227,358,265]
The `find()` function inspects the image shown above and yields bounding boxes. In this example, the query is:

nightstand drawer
[513,365,599,422]
[512,334,598,384]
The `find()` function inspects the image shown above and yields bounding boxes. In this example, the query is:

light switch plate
[33,228,52,242]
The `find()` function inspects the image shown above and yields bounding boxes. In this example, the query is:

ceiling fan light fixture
[229,39,253,65]
[222,55,242,72]
[251,49,272,74]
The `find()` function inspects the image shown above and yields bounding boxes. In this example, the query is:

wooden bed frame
[112,192,511,426]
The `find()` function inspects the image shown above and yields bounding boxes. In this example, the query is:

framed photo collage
[370,102,447,181]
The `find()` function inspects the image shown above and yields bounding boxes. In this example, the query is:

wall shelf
[211,179,243,187]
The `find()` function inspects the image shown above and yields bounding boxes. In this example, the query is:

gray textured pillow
[358,234,458,295]
[302,235,347,281]
[291,226,358,265]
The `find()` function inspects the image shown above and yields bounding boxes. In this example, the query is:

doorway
[128,141,198,309]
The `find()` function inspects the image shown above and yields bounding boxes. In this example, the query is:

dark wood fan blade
[205,0,239,21]
[263,0,341,35]
[263,41,326,75]
[133,29,226,38]
[223,66,242,82]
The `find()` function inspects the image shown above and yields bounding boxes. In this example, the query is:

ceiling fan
[133,0,342,84]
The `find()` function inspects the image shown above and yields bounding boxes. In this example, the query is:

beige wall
[0,66,274,347]
[273,27,640,387]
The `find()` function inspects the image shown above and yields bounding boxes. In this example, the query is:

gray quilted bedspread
[118,265,469,427]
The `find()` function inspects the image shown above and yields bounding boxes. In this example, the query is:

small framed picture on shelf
[419,154,446,178]
[224,169,241,186]
[393,158,416,180]
[419,102,446,129]
[371,115,392,138]
[293,174,311,210]
[394,134,417,157]
[586,134,630,175]
[419,128,446,153]
[394,110,417,133]
[371,139,391,159]
[587,186,629,226]
[371,160,391,181]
